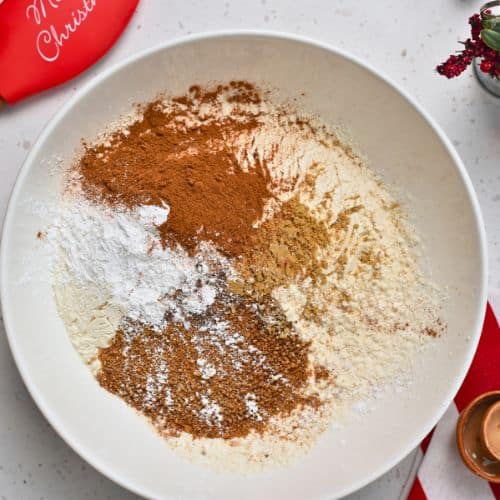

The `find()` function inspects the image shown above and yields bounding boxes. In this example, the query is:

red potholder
[0,0,139,103]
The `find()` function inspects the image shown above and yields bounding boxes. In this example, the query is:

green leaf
[482,18,500,33]
[481,28,500,51]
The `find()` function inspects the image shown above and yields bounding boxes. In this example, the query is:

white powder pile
[50,199,231,370]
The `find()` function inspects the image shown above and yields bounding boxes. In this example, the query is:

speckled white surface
[0,1,498,499]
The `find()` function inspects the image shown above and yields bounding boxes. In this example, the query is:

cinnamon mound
[78,82,274,256]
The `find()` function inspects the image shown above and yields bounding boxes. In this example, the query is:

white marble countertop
[0,1,499,498]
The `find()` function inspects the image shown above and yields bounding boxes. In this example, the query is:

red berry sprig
[437,12,500,79]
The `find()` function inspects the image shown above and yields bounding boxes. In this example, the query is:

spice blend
[48,81,445,472]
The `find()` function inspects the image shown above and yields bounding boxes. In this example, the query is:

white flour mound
[50,200,231,372]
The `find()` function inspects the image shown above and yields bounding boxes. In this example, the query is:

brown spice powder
[313,365,331,382]
[77,82,275,257]
[98,300,318,439]
[228,197,331,299]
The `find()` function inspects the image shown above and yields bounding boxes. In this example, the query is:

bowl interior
[1,34,486,499]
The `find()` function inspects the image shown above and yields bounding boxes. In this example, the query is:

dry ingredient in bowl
[77,82,273,257]
[98,300,319,440]
[45,81,445,472]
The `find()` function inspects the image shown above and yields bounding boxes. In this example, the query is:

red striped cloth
[407,296,500,500]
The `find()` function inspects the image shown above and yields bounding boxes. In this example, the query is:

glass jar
[475,1,500,98]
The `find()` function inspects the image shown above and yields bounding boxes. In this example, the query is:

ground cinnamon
[78,82,274,256]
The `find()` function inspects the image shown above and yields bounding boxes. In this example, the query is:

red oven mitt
[0,0,139,104]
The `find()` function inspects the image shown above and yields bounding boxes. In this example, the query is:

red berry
[437,11,500,79]
[469,13,482,40]
[480,59,494,73]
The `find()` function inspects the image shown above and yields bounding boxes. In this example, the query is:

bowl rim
[0,29,489,499]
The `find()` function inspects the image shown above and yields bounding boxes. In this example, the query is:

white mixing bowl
[0,32,488,499]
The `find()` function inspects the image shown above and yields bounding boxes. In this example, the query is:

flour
[168,403,332,473]
[51,201,228,328]
[197,359,217,380]
[53,281,122,373]
[244,393,263,422]
[199,394,223,427]
[49,199,232,370]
